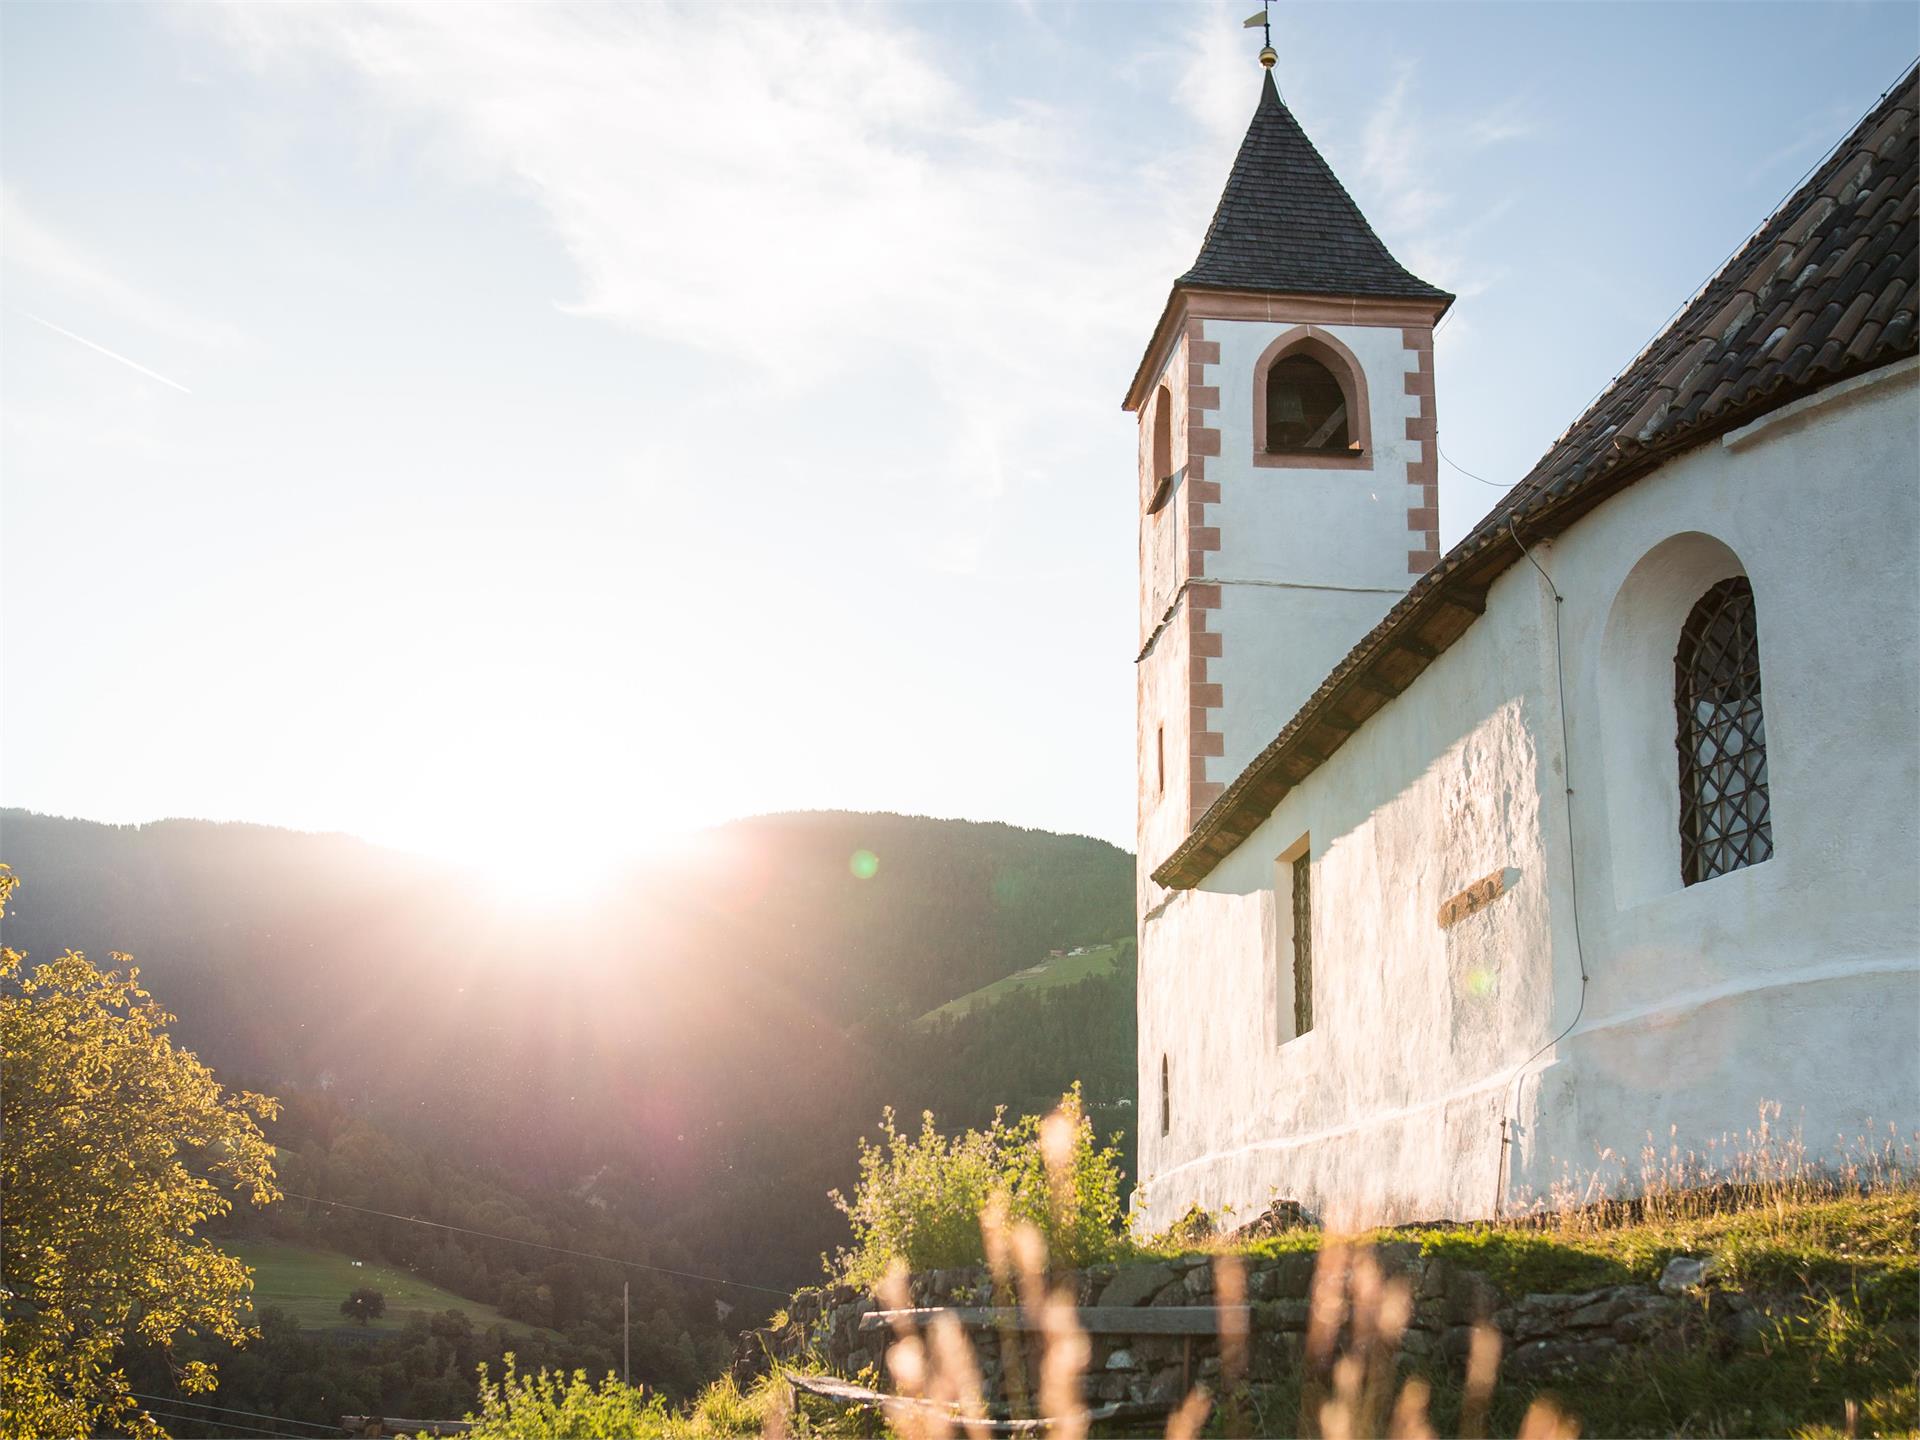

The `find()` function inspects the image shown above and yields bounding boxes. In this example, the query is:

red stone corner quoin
[1404,326,1440,575]
[1185,320,1226,821]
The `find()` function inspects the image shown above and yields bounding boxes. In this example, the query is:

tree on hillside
[340,1288,387,1326]
[0,866,281,1440]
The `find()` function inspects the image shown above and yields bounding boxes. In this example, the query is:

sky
[3,1,1914,883]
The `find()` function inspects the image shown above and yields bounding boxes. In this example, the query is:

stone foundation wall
[735,1247,1759,1407]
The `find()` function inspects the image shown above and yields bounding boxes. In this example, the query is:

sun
[401,803,685,909]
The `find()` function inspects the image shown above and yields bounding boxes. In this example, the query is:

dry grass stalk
[1163,1387,1212,1440]
[1458,1324,1501,1440]
[926,1309,992,1440]
[978,1190,1033,1421]
[1213,1253,1250,1436]
[759,1367,792,1440]
[1387,1376,1436,1440]
[1531,1107,1916,1236]
[1035,1290,1091,1440]
[1515,1398,1579,1439]
[877,1259,943,1440]
[1302,1243,1529,1440]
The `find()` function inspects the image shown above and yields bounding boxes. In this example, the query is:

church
[1126,58,1918,1227]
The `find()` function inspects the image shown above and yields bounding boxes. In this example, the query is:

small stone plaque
[1438,867,1520,929]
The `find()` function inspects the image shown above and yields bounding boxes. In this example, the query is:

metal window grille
[1675,576,1773,885]
[1291,852,1313,1035]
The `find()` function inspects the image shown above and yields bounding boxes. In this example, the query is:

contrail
[16,309,192,394]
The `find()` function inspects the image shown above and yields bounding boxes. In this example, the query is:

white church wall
[1135,358,1919,1230]
[1210,320,1426,590]
[1137,610,1193,920]
[1136,337,1197,920]
[1136,551,1568,1228]
[1513,356,1920,1200]
[1206,319,1428,779]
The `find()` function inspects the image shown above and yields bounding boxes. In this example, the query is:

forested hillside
[0,809,1136,1294]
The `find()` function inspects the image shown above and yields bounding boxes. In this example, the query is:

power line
[134,1403,319,1440]
[281,1190,789,1297]
[130,1394,343,1436]
[1439,444,1513,489]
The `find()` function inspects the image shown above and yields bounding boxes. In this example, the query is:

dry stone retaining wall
[737,1248,1756,1407]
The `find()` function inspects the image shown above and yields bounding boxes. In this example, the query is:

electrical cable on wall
[1493,513,1591,1217]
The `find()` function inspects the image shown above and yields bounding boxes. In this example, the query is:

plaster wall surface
[1135,360,1920,1229]
[1209,320,1426,589]
[1136,338,1194,646]
[1205,319,1427,780]
[1137,552,1564,1229]
[1136,337,1197,916]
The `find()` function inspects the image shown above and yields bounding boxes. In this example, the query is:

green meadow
[230,1239,540,1336]
[917,941,1125,1025]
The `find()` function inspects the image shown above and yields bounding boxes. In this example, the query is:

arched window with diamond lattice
[1674,576,1773,885]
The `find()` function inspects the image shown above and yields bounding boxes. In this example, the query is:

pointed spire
[1177,72,1450,303]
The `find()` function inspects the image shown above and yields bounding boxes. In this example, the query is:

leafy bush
[462,1361,671,1439]
[458,1361,860,1439]
[829,1085,1126,1287]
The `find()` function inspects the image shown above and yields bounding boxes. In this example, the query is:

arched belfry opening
[1249,327,1374,469]
[1266,352,1351,453]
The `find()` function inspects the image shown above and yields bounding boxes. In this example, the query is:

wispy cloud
[1,191,243,352]
[1347,63,1535,307]
[15,309,194,393]
[193,1,1178,570]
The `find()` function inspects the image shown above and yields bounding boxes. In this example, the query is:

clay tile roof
[1178,71,1451,303]
[1153,65,1919,892]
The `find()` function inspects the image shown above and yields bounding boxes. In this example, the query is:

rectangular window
[1274,835,1312,1043]
[1291,852,1313,1037]
[1156,726,1165,794]
[1159,1054,1170,1136]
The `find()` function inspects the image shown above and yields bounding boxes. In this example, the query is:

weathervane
[1242,2,1276,69]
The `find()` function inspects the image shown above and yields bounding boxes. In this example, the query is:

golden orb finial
[1259,44,1277,69]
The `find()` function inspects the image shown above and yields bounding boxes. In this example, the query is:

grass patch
[1145,1191,1918,1317]
[1192,1191,1920,1437]
[916,943,1123,1025]
[1409,1191,1919,1319]
[231,1239,545,1336]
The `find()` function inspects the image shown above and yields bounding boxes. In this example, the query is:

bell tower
[1126,59,1452,899]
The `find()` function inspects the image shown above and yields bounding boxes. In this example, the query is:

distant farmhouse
[1127,60,1918,1226]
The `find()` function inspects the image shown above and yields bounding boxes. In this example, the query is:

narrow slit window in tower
[1291,851,1314,1035]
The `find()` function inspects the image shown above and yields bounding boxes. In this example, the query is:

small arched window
[1147,385,1175,513]
[1675,576,1773,885]
[1266,353,1352,454]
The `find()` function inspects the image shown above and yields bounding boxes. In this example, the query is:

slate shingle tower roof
[1178,71,1451,303]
